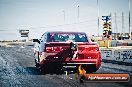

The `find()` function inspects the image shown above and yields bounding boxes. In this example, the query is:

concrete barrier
[111,40,118,47]
[100,47,132,65]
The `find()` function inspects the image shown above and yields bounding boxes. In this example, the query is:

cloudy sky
[0,0,131,40]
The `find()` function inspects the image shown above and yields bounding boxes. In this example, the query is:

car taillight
[88,47,99,51]
[45,47,61,52]
[46,47,53,52]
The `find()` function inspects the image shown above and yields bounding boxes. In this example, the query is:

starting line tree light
[102,16,112,40]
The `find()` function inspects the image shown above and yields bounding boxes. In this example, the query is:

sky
[0,0,131,40]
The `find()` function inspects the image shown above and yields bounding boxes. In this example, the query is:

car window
[43,34,47,42]
[49,33,88,42]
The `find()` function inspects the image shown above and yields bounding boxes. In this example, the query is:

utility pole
[129,0,131,39]
[122,12,124,37]
[115,13,118,40]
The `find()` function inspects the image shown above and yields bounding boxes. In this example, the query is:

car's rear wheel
[34,52,40,67]
[39,63,64,75]
[35,59,40,67]
[81,64,97,73]
[39,66,47,75]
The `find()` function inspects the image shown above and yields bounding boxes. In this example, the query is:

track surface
[0,45,131,87]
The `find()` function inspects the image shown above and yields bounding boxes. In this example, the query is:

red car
[33,31,101,74]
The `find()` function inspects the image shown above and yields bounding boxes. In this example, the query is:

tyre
[39,66,47,75]
[34,52,40,67]
[82,64,97,73]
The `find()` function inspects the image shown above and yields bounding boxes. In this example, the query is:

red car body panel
[33,31,101,73]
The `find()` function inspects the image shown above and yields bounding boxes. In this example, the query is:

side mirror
[33,39,40,44]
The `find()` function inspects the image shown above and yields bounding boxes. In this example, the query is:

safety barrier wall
[100,48,132,64]
[0,42,34,47]
[97,40,112,47]
[97,40,132,47]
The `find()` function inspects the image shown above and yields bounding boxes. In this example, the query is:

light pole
[62,10,65,24]
[97,0,99,36]
[77,4,79,22]
[76,4,80,31]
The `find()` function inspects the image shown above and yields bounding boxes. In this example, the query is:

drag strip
[0,44,131,87]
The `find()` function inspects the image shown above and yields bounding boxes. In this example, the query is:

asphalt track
[0,44,131,87]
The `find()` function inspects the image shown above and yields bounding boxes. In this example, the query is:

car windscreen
[48,33,88,42]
